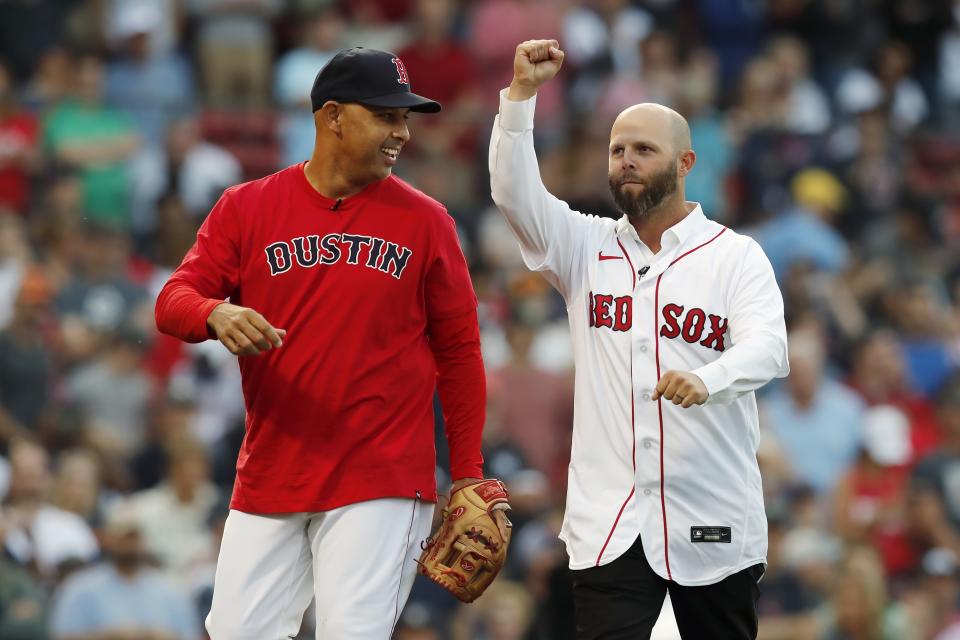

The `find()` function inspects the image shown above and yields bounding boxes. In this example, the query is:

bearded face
[608,158,679,219]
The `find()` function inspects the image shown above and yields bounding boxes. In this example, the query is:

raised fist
[508,39,565,101]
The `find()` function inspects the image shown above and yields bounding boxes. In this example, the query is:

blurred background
[0,0,959,638]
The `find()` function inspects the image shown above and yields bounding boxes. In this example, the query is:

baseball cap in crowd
[922,547,959,577]
[861,405,912,466]
[780,527,842,569]
[112,4,161,40]
[310,47,441,114]
[104,503,142,536]
[791,167,847,212]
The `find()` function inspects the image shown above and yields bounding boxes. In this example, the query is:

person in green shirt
[43,53,140,228]
[0,509,48,640]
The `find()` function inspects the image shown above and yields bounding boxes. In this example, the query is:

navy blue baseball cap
[310,47,441,114]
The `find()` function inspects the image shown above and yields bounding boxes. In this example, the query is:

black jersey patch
[690,527,731,543]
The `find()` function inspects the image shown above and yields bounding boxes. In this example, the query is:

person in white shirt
[490,40,789,639]
[2,439,99,581]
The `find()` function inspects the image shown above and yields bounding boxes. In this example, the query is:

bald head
[607,103,696,219]
[612,103,691,156]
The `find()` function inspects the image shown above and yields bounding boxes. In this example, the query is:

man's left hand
[652,371,708,408]
[450,477,482,494]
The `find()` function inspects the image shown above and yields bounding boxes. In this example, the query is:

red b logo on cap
[391,57,410,85]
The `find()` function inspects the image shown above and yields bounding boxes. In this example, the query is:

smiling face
[607,103,694,219]
[323,102,412,184]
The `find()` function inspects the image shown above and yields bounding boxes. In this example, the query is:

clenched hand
[207,303,286,356]
[508,39,565,102]
[652,370,709,408]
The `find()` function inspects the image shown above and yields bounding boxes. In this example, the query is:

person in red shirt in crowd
[399,0,483,160]
[156,48,490,639]
[486,285,574,494]
[0,60,39,214]
[833,405,918,578]
[846,328,941,462]
[466,0,564,127]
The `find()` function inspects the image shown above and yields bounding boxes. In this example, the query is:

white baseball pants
[205,498,434,639]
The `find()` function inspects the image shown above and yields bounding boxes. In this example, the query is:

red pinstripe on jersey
[595,238,638,565]
[654,227,727,580]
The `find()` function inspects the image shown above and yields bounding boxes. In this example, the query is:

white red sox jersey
[490,90,789,586]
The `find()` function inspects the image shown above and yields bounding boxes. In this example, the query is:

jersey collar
[297,161,384,211]
[615,202,708,249]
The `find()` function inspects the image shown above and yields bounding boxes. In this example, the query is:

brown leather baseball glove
[417,479,512,603]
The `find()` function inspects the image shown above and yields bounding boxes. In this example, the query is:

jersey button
[643,489,653,496]
[643,439,654,449]
[642,393,651,401]
[639,345,648,353]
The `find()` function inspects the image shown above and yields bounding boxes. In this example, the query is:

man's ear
[678,149,697,178]
[317,101,344,135]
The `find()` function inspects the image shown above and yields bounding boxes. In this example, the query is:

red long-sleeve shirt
[155,163,485,512]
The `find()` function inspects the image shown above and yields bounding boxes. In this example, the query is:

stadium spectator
[815,545,910,639]
[50,448,105,527]
[43,54,141,228]
[847,328,942,461]
[49,504,201,640]
[749,167,850,281]
[2,439,99,582]
[274,8,343,110]
[0,267,53,444]
[0,60,39,215]
[0,506,48,639]
[103,3,195,150]
[832,405,917,577]
[19,47,73,113]
[836,41,930,133]
[131,115,241,235]
[881,280,957,398]
[188,0,282,106]
[911,376,960,556]
[126,437,220,577]
[54,222,150,349]
[763,330,865,495]
[677,47,732,220]
[399,0,483,166]
[63,325,153,461]
[273,7,343,166]
[765,35,832,135]
[486,311,573,493]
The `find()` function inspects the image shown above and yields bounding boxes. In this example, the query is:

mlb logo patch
[690,527,731,543]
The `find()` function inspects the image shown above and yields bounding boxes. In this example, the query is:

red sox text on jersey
[589,293,728,352]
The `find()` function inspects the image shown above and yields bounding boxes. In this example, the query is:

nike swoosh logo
[598,252,623,261]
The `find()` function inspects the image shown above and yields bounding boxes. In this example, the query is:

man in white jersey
[490,40,789,639]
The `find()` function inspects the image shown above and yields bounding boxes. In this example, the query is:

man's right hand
[508,39,565,102]
[206,303,286,356]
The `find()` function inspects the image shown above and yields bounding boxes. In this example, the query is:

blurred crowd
[0,0,959,638]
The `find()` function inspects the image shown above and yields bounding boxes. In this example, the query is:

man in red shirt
[155,47,486,639]
[0,60,38,214]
